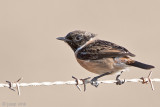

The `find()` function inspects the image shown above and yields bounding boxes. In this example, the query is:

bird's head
[57,30,96,51]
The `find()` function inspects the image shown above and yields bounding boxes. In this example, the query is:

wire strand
[0,71,159,95]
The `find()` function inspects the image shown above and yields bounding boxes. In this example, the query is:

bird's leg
[91,72,111,87]
[116,71,125,85]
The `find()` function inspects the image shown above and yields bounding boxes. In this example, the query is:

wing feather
[77,40,135,60]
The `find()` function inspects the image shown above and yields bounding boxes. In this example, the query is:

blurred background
[0,0,160,107]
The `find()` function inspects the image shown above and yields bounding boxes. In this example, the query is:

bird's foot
[116,78,125,85]
[91,77,99,87]
[115,73,125,85]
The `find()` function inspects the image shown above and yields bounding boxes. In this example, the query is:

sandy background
[0,0,160,107]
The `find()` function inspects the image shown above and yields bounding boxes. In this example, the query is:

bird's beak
[57,37,71,42]
[56,37,66,41]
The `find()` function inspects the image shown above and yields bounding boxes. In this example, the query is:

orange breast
[76,58,123,75]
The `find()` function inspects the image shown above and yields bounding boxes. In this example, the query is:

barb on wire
[5,77,23,96]
[72,76,81,91]
[148,71,154,90]
[0,71,160,95]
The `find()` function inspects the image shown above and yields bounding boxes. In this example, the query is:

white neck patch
[75,37,97,56]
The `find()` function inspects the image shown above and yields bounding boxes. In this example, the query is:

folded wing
[77,40,135,60]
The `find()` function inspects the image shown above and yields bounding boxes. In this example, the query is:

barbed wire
[0,71,160,96]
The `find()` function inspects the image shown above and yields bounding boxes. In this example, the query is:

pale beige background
[0,0,160,107]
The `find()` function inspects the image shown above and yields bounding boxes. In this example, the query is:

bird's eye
[75,35,82,41]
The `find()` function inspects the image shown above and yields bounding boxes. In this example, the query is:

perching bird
[57,30,155,87]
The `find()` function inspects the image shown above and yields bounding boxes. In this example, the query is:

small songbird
[57,30,155,87]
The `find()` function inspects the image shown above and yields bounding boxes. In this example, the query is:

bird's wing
[77,40,135,60]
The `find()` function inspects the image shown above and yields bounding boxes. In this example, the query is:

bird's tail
[128,61,155,69]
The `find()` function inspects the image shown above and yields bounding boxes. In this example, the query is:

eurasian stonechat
[57,30,155,87]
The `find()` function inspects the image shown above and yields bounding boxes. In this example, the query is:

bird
[57,30,155,87]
